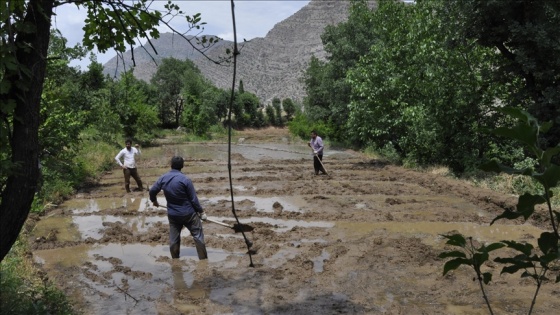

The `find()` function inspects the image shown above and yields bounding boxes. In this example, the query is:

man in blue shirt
[149,156,208,260]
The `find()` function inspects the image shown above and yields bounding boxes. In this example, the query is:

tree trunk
[0,0,54,262]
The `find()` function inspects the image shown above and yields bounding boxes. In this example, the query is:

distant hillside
[102,0,377,104]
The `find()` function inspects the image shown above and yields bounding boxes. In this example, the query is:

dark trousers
[168,213,208,260]
[123,168,143,192]
[313,154,326,174]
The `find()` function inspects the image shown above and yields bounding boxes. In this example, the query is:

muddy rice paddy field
[28,128,560,314]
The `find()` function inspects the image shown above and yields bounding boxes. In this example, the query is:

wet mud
[29,128,560,314]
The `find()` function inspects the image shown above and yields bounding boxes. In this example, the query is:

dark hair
[311,130,317,135]
[171,156,184,170]
[125,138,132,145]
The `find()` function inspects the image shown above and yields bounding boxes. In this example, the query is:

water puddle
[205,195,307,213]
[60,197,147,214]
[72,215,165,239]
[34,243,238,314]
[61,195,309,214]
[34,243,234,267]
[263,248,299,268]
[31,215,82,242]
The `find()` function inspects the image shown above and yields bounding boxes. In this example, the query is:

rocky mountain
[102,0,377,104]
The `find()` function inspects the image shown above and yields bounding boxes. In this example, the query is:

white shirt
[115,147,140,168]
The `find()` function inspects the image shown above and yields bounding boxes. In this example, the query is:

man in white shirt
[115,139,144,193]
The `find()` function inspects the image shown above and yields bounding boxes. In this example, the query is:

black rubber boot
[195,243,208,260]
[170,243,180,258]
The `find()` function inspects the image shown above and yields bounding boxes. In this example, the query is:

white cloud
[52,1,310,69]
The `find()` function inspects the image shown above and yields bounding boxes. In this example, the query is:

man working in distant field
[149,156,208,260]
[115,139,144,193]
[308,130,327,175]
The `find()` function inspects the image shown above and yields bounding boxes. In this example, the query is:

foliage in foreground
[0,237,75,315]
[440,108,560,315]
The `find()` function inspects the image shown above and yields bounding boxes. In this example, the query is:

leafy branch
[440,107,560,314]
[440,234,504,315]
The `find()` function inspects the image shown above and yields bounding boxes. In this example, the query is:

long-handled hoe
[156,205,254,234]
[312,148,329,175]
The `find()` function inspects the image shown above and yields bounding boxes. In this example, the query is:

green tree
[282,98,296,121]
[38,31,88,200]
[265,105,276,126]
[302,56,330,122]
[0,0,213,262]
[273,101,283,127]
[81,55,106,92]
[271,97,282,126]
[238,80,245,94]
[235,92,260,128]
[346,0,509,172]
[453,0,560,148]
[109,71,158,140]
[214,89,231,122]
[151,58,191,127]
[303,0,379,141]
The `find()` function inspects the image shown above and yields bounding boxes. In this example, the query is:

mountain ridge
[102,0,376,104]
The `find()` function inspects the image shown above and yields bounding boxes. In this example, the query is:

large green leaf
[481,242,506,252]
[541,147,560,167]
[539,252,559,266]
[490,209,524,225]
[493,124,538,149]
[442,234,467,247]
[516,193,546,220]
[501,240,534,256]
[443,257,471,275]
[537,232,558,255]
[497,107,533,124]
[533,164,560,189]
[472,252,489,267]
[482,272,493,284]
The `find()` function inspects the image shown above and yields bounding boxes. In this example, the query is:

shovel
[205,217,254,233]
[155,205,253,233]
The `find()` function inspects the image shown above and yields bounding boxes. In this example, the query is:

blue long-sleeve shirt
[149,169,203,216]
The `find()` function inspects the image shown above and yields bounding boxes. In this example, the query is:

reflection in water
[62,197,152,214]
[171,261,209,312]
[34,243,230,314]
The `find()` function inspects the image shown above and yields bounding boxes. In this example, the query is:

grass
[0,236,75,315]
[0,134,116,315]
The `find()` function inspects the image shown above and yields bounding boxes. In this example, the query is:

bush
[374,142,402,165]
[0,238,75,315]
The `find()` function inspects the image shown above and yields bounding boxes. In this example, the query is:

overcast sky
[52,0,310,69]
